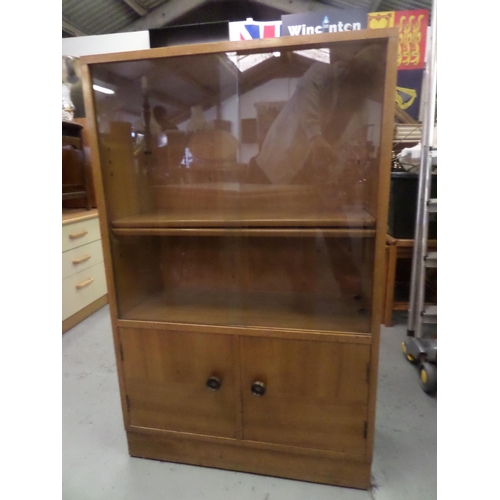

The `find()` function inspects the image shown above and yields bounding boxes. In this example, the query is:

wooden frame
[81,28,399,490]
[383,234,437,327]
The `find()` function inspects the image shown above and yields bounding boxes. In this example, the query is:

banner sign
[368,9,429,120]
[229,9,429,122]
[368,9,429,70]
[281,9,368,37]
[396,69,425,121]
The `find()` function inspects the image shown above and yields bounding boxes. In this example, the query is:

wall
[62,31,150,57]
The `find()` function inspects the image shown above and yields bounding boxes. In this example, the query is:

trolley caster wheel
[419,362,437,394]
[402,342,417,364]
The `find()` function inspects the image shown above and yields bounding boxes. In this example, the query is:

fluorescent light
[93,84,115,94]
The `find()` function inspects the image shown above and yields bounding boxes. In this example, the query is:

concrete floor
[62,307,436,500]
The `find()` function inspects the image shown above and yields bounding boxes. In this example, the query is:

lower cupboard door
[119,327,238,438]
[240,336,371,455]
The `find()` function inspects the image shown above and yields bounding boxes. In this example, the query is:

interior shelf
[120,289,372,334]
[111,206,376,229]
[112,227,376,237]
[63,190,88,200]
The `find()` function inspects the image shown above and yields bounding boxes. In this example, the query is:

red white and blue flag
[228,19,281,41]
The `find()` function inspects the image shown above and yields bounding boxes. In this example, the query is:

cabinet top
[80,27,398,65]
[62,209,98,226]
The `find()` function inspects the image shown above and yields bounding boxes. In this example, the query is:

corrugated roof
[62,0,433,37]
[380,0,431,11]
[139,0,167,10]
[63,0,139,35]
[324,0,373,8]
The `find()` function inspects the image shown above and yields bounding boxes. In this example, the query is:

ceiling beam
[119,0,206,32]
[122,0,148,16]
[62,18,88,37]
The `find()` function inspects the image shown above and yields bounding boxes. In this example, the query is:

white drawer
[62,239,105,280]
[62,217,101,252]
[62,261,107,321]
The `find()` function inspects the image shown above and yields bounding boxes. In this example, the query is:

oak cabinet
[82,28,398,489]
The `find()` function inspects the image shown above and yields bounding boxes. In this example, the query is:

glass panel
[91,39,386,228]
[90,37,388,335]
[111,232,374,334]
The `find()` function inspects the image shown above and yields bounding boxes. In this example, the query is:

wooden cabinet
[81,28,398,489]
[63,118,98,209]
[62,120,91,210]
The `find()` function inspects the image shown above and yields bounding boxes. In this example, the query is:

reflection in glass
[247,44,384,192]
[92,42,385,223]
[226,51,276,72]
[90,39,388,334]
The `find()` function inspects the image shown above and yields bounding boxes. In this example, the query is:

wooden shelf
[112,206,376,230]
[120,289,372,334]
[113,227,376,237]
[62,190,88,200]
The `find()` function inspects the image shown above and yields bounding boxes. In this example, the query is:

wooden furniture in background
[62,120,90,209]
[62,209,108,333]
[383,234,437,327]
[63,119,97,209]
[81,28,398,489]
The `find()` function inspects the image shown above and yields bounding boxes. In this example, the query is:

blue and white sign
[281,9,368,37]
[228,18,281,41]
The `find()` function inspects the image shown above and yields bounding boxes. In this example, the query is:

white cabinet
[62,210,108,332]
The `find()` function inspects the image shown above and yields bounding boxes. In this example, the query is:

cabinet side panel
[80,63,130,428]
[111,235,163,317]
[367,34,399,462]
[98,122,151,221]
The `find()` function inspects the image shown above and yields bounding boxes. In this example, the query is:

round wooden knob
[206,376,221,391]
[251,381,266,397]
